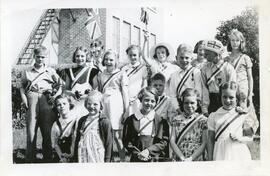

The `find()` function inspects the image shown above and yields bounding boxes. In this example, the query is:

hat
[176,43,193,57]
[201,39,224,54]
[150,42,175,61]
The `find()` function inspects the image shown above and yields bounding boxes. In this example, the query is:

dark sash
[206,62,225,85]
[176,67,195,96]
[138,118,154,136]
[101,70,121,93]
[154,96,168,111]
[233,54,243,70]
[25,70,48,92]
[127,64,144,77]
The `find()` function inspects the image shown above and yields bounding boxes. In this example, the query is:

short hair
[150,73,166,85]
[227,29,247,53]
[153,45,170,59]
[84,90,104,110]
[33,45,48,56]
[219,81,245,105]
[55,93,74,110]
[193,40,203,53]
[177,88,202,113]
[125,45,142,56]
[101,49,119,67]
[72,46,89,63]
[137,86,159,103]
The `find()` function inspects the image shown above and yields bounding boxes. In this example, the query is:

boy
[200,39,236,113]
[20,46,63,162]
[168,44,209,115]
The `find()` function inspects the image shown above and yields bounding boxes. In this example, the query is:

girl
[93,49,129,161]
[51,94,77,162]
[73,90,113,162]
[142,31,179,90]
[60,46,100,116]
[123,87,169,162]
[170,88,208,161]
[121,45,148,115]
[192,40,207,69]
[225,29,254,109]
[207,82,258,160]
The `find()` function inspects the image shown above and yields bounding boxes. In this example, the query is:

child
[73,90,113,162]
[20,45,62,162]
[89,39,105,71]
[142,32,179,91]
[51,94,77,162]
[123,87,169,162]
[169,43,209,115]
[121,45,148,115]
[170,88,208,161]
[207,82,258,161]
[225,29,254,109]
[93,49,129,161]
[60,46,100,116]
[192,40,207,69]
[149,73,177,124]
[201,39,237,114]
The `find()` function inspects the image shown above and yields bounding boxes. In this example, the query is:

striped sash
[70,67,91,89]
[101,70,121,93]
[233,54,243,70]
[206,62,225,85]
[127,64,144,77]
[176,67,195,96]
[154,96,168,111]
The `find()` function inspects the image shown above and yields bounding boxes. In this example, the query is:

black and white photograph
[1,0,270,176]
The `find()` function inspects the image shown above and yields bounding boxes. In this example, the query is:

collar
[134,109,155,121]
[179,64,192,72]
[31,64,48,73]
[129,62,141,68]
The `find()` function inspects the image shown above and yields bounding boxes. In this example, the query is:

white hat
[150,42,175,62]
[201,39,224,54]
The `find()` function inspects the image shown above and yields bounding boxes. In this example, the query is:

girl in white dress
[207,81,258,161]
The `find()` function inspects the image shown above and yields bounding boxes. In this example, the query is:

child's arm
[99,117,113,162]
[207,130,215,161]
[246,67,254,106]
[142,31,151,66]
[170,126,186,161]
[185,129,207,161]
[20,87,28,109]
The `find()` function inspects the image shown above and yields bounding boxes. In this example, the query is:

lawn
[13,128,260,163]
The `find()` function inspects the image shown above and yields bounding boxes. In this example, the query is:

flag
[140,8,149,25]
[85,8,102,40]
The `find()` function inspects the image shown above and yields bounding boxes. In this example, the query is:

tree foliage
[215,6,260,123]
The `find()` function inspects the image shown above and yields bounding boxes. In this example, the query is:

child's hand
[21,96,28,109]
[138,149,150,161]
[143,31,149,42]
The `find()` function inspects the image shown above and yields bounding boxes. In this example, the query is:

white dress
[208,108,252,161]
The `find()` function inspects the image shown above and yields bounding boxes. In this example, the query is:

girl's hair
[219,81,245,105]
[137,87,159,103]
[34,45,48,56]
[84,90,104,110]
[125,45,142,56]
[150,73,166,85]
[193,40,203,53]
[153,45,170,59]
[177,88,202,113]
[72,46,89,63]
[101,49,119,67]
[227,29,247,53]
[55,93,74,110]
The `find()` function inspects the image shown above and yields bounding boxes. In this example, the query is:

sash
[154,96,168,111]
[101,70,121,93]
[56,119,75,138]
[138,118,154,136]
[70,67,91,89]
[215,113,241,141]
[233,54,243,71]
[80,116,99,136]
[175,114,204,146]
[206,62,225,85]
[127,64,144,77]
[25,70,49,92]
[176,67,195,96]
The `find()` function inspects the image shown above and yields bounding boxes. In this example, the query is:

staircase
[16,9,57,65]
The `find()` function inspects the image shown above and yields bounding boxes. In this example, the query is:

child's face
[230,35,241,51]
[141,92,156,114]
[104,53,116,69]
[221,89,237,110]
[34,51,47,66]
[204,50,219,63]
[183,95,198,117]
[56,98,70,116]
[156,47,167,63]
[176,52,192,69]
[151,80,165,96]
[85,97,101,116]
[128,48,140,65]
[75,50,87,67]
[197,45,205,60]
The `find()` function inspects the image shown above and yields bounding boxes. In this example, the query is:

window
[112,16,120,55]
[121,21,131,63]
[132,26,140,46]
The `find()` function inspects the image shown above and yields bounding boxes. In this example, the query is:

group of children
[20,28,258,163]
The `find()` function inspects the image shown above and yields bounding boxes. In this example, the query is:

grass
[13,128,260,163]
